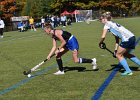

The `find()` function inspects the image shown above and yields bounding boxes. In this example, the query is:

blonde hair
[100,12,112,21]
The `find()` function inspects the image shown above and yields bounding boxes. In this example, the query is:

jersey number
[113,21,121,27]
[116,23,121,27]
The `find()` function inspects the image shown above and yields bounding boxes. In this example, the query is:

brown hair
[44,23,53,30]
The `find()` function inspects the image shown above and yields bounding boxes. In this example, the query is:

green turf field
[0,17,140,100]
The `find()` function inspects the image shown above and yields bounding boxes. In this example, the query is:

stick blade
[23,71,28,75]
[23,70,31,75]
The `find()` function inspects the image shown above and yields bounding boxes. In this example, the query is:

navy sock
[79,58,92,63]
[56,59,63,71]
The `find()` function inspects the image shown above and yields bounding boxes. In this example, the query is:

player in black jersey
[44,23,97,75]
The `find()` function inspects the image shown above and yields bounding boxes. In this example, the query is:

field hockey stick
[105,47,114,55]
[105,37,140,56]
[23,54,55,75]
[100,42,114,56]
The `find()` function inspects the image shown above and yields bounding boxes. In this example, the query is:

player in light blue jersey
[99,12,140,76]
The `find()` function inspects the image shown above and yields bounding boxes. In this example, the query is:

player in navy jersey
[99,12,140,76]
[44,23,97,75]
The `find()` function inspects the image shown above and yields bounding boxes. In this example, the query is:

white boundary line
[0,33,43,43]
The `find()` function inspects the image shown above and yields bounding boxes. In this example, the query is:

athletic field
[0,17,140,100]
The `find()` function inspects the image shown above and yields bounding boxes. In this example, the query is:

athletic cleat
[121,71,133,76]
[54,70,65,75]
[92,58,97,70]
[34,29,37,31]
[0,36,3,38]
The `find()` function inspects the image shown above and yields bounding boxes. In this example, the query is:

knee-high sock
[79,58,92,63]
[120,58,131,72]
[56,59,63,71]
[130,57,140,66]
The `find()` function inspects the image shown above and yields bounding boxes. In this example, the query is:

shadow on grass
[64,66,86,72]
[105,64,140,72]
[32,66,99,77]
[64,66,99,72]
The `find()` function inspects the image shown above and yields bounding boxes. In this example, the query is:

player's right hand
[47,56,51,60]
[113,50,117,58]
[55,48,60,56]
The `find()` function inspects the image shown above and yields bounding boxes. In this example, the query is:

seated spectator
[23,21,28,31]
[17,21,24,32]
[67,18,72,25]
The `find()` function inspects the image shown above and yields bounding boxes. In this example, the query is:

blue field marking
[91,37,140,100]
[0,65,56,96]
[135,37,140,46]
[92,67,120,100]
[0,57,71,96]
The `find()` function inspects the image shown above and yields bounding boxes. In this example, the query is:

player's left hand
[99,42,106,49]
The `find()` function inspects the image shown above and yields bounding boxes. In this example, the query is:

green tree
[12,0,140,17]
[30,0,51,17]
[130,0,140,16]
[99,0,132,16]
[20,0,52,17]
[16,0,27,16]
[50,0,99,14]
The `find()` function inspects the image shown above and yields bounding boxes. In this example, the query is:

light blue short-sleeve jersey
[104,21,134,42]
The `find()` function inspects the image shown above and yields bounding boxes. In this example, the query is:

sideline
[92,37,140,100]
[0,57,71,96]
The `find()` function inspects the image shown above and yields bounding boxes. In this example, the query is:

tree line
[0,0,140,19]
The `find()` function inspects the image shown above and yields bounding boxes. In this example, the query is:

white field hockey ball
[27,74,31,78]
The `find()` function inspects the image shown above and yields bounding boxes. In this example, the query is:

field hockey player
[44,23,97,75]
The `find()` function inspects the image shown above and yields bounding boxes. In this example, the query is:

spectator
[60,15,67,27]
[50,15,54,28]
[56,16,60,26]
[25,21,29,30]
[29,16,36,31]
[41,16,45,29]
[53,16,58,28]
[0,17,5,38]
[17,21,24,32]
[67,18,72,25]
[45,15,49,22]
[23,21,28,31]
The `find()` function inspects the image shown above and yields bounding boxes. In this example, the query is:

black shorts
[0,28,3,35]
[120,36,136,49]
